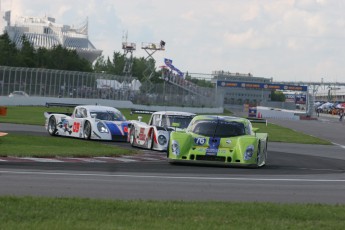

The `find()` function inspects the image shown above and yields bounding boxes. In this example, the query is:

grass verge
[0,196,344,230]
[254,123,331,145]
[0,133,135,157]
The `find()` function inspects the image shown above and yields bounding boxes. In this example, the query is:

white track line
[332,142,345,149]
[1,170,345,182]
[21,157,63,163]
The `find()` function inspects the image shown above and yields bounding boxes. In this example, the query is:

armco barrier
[257,106,304,120]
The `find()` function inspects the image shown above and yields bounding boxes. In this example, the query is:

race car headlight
[244,145,255,160]
[158,135,167,145]
[171,140,180,156]
[97,122,109,133]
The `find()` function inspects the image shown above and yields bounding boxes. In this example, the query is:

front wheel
[256,142,262,167]
[84,121,92,140]
[129,128,135,146]
[256,141,267,168]
[166,139,170,158]
[47,116,57,136]
[146,130,154,149]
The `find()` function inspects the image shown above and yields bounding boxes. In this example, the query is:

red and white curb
[0,153,167,163]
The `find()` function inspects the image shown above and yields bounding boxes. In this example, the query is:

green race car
[167,115,268,167]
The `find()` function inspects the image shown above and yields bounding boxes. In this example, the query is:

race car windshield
[162,115,194,129]
[93,111,126,121]
[191,120,246,137]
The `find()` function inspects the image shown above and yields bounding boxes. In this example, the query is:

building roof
[0,11,102,63]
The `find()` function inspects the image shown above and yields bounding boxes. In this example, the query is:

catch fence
[0,66,218,107]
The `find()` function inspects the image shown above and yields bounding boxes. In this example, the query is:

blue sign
[217,80,308,92]
[295,94,307,104]
[248,107,257,117]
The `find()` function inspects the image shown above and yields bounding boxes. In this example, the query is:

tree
[18,35,36,67]
[0,33,19,66]
[271,90,285,101]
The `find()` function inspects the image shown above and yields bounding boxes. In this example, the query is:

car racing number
[194,137,206,145]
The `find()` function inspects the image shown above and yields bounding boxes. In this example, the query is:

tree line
[0,32,215,88]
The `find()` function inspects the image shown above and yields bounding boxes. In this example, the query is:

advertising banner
[217,80,308,92]
[295,94,307,104]
[285,94,295,103]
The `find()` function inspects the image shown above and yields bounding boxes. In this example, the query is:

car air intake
[196,155,226,162]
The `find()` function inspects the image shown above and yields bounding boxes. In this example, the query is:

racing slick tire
[129,128,135,146]
[47,116,58,136]
[256,141,267,168]
[146,129,154,149]
[167,139,170,158]
[256,142,261,168]
[83,121,92,140]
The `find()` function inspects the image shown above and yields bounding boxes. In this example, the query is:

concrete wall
[257,106,304,120]
[0,96,223,114]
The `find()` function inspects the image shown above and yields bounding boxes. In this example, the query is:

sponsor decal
[206,137,221,156]
[138,128,146,140]
[172,140,180,156]
[72,122,80,133]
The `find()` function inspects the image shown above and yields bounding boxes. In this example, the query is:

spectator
[339,109,344,121]
[316,108,320,117]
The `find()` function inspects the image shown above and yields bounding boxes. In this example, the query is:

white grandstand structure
[0,10,102,63]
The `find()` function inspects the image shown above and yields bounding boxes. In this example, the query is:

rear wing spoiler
[247,117,268,126]
[45,102,81,108]
[130,109,156,115]
[44,111,73,118]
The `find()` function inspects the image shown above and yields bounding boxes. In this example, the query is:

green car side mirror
[172,122,180,131]
[252,127,260,132]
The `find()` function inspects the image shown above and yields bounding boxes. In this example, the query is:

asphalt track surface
[1,115,345,204]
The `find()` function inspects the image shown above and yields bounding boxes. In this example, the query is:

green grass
[0,196,344,230]
[0,133,135,157]
[254,123,331,145]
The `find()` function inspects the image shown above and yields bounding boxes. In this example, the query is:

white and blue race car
[44,105,129,141]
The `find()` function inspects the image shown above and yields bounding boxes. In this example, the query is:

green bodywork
[167,115,268,167]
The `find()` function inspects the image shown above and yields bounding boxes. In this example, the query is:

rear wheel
[47,116,57,136]
[84,121,92,140]
[129,128,135,146]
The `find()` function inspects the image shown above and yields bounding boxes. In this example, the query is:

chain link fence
[0,66,219,108]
